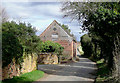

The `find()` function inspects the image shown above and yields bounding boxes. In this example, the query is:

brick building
[40,20,77,58]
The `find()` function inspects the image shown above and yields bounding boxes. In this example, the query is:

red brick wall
[55,40,73,58]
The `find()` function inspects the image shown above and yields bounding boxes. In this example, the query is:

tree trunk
[111,35,120,82]
[112,53,119,82]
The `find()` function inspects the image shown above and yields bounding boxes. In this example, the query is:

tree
[2,21,42,67]
[60,23,76,40]
[81,34,93,57]
[0,7,9,23]
[83,3,120,82]
[61,24,71,34]
[2,22,23,67]
[61,2,98,26]
[62,2,120,82]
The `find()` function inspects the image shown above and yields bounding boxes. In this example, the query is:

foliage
[81,34,93,57]
[78,45,84,55]
[84,3,120,82]
[82,2,120,72]
[0,7,9,23]
[61,24,71,34]
[96,59,110,83]
[62,2,120,82]
[2,21,41,67]
[39,40,64,54]
[2,70,44,83]
[2,21,64,68]
[2,31,23,67]
[59,23,76,40]
[61,2,98,29]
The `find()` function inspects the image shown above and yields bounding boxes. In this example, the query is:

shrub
[39,40,64,54]
[2,21,41,67]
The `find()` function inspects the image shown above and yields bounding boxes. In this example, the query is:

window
[52,33,58,38]
[53,27,57,31]
[52,33,58,41]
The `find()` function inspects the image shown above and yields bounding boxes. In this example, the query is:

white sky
[2,2,87,41]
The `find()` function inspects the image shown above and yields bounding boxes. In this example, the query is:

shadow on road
[37,55,97,81]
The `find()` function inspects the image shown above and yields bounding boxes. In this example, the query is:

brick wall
[55,40,73,58]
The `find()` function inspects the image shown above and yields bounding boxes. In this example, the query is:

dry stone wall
[2,53,38,80]
[37,53,58,64]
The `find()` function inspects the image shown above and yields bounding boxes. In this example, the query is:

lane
[34,56,97,82]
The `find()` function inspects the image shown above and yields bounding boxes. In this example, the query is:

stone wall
[2,53,38,80]
[37,53,58,64]
[21,53,38,74]
[2,58,20,80]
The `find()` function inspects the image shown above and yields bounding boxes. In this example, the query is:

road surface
[34,56,97,83]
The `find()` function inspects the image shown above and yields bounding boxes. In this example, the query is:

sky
[2,2,87,41]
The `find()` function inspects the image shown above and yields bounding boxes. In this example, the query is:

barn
[40,20,77,58]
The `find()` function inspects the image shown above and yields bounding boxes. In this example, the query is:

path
[33,55,97,83]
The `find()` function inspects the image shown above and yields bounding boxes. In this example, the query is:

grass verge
[2,70,44,83]
[88,56,110,83]
[95,59,109,83]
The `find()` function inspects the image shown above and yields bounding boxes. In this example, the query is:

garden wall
[37,53,58,64]
[2,53,38,80]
